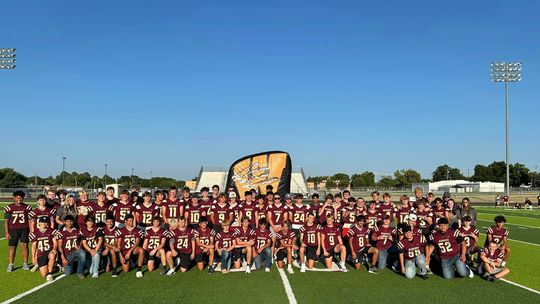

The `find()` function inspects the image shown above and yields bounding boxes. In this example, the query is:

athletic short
[355,247,370,257]
[324,247,335,258]
[232,248,244,261]
[37,252,51,267]
[145,250,161,263]
[306,246,318,261]
[194,253,208,263]
[178,252,191,269]
[276,249,287,261]
[8,228,29,246]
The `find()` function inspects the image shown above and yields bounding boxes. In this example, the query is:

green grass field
[1,207,540,303]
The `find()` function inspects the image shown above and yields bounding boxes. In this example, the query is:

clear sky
[1,0,538,180]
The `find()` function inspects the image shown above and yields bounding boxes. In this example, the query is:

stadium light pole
[491,61,522,199]
[62,156,67,186]
[0,48,16,70]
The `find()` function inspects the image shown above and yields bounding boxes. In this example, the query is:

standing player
[227,193,242,227]
[365,201,381,230]
[193,216,216,273]
[105,186,120,205]
[239,191,257,229]
[252,219,273,272]
[166,217,195,274]
[289,194,308,233]
[29,194,55,232]
[267,194,286,236]
[211,185,220,200]
[348,215,378,273]
[255,195,267,224]
[76,191,97,228]
[93,192,111,225]
[209,193,229,233]
[395,195,414,228]
[429,218,473,279]
[485,215,511,265]
[318,194,335,225]
[275,220,296,273]
[377,193,395,225]
[299,213,321,272]
[415,199,434,233]
[56,215,85,279]
[102,216,121,277]
[371,215,396,270]
[458,216,480,266]
[309,193,320,217]
[397,225,428,279]
[185,195,206,229]
[480,240,510,281]
[320,214,348,272]
[162,186,183,225]
[142,216,167,274]
[80,216,104,278]
[341,197,358,236]
[4,190,32,272]
[135,192,160,230]
[198,187,214,215]
[233,216,255,273]
[215,220,236,273]
[110,190,136,228]
[29,217,58,281]
[117,215,145,278]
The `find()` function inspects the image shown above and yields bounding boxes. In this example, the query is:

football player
[233,216,255,273]
[166,217,195,274]
[94,191,111,225]
[209,193,229,233]
[193,216,216,273]
[480,240,510,281]
[76,191,97,228]
[102,215,121,277]
[371,215,396,270]
[240,191,257,229]
[267,194,286,236]
[198,187,214,215]
[377,193,395,225]
[429,218,473,279]
[143,216,167,274]
[110,190,136,228]
[289,194,308,233]
[162,186,183,225]
[348,215,378,273]
[4,190,32,272]
[318,194,334,225]
[298,212,321,272]
[397,225,427,279]
[254,195,267,224]
[184,195,206,229]
[252,218,273,272]
[215,220,236,273]
[105,186,120,205]
[365,201,381,230]
[55,215,85,279]
[227,193,242,227]
[29,216,58,281]
[458,216,480,266]
[117,214,145,277]
[275,220,296,273]
[135,192,160,230]
[29,195,55,233]
[485,215,511,264]
[80,215,104,278]
[320,214,348,272]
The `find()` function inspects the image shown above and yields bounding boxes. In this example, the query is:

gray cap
[285,193,292,199]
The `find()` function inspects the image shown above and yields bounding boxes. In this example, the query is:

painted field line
[0,238,4,241]
[277,268,298,304]
[479,232,540,247]
[476,219,540,229]
[1,274,66,304]
[501,278,540,296]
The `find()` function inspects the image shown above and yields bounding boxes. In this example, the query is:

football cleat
[265,268,270,272]
[136,271,143,278]
[339,263,349,272]
[92,273,99,279]
[112,271,119,278]
[426,267,433,274]
[31,264,39,272]
[467,268,474,278]
[22,263,30,271]
[46,274,54,282]
[222,269,228,274]
[368,266,378,274]
[300,264,306,273]
[245,266,251,274]
[7,264,14,272]
[287,265,294,274]
[166,268,176,276]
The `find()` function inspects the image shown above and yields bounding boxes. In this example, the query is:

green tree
[510,163,530,186]
[376,176,396,188]
[307,176,329,183]
[0,168,27,187]
[350,171,375,187]
[393,169,422,188]
[325,179,337,188]
[432,164,465,181]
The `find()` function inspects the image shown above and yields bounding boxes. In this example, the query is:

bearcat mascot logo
[226,151,292,200]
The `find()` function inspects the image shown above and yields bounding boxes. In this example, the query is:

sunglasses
[274,197,281,200]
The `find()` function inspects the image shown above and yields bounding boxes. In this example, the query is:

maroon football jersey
[144,227,165,250]
[485,226,509,246]
[347,225,371,252]
[253,228,272,250]
[29,227,57,257]
[228,203,242,225]
[395,206,414,224]
[415,209,434,228]
[318,204,334,224]
[377,203,395,221]
[432,206,448,223]
[185,204,205,226]
[458,226,480,249]
[289,204,308,226]
[321,225,341,251]
[4,203,32,229]
[215,229,235,250]
[80,226,103,250]
[105,197,120,206]
[341,206,358,225]
[193,227,216,254]
[277,230,296,247]
[93,203,110,224]
[267,203,286,225]
[163,199,183,220]
[299,223,321,247]
[365,210,381,230]
[210,203,230,225]
[135,203,160,226]
[481,247,504,262]
[198,198,215,214]
[168,228,194,254]
[397,234,426,260]
[76,201,97,228]
[239,202,257,225]
[429,228,462,259]
[56,227,80,256]
[373,225,396,250]
[110,201,136,224]
[119,226,142,251]
[103,226,121,246]
[233,226,254,245]
[29,207,54,229]
[255,204,267,220]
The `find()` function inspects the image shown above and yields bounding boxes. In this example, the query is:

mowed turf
[1,208,540,303]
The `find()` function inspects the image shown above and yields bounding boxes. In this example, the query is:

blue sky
[1,0,538,180]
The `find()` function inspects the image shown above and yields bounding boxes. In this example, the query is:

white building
[412,180,505,193]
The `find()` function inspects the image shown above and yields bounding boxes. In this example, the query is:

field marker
[479,231,540,247]
[1,274,66,304]
[501,278,540,296]
[277,268,298,304]
[476,219,540,229]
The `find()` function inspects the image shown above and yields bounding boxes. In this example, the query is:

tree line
[307,162,538,188]
[0,168,185,189]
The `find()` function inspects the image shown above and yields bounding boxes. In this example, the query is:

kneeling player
[194,216,216,273]
[275,220,296,273]
[102,216,121,277]
[320,214,348,272]
[143,216,167,274]
[233,216,255,273]
[117,215,145,278]
[429,218,473,279]
[29,216,58,281]
[458,216,480,266]
[348,215,378,274]
[252,219,273,272]
[299,213,321,272]
[397,225,428,279]
[166,217,195,275]
[485,215,511,266]
[480,241,510,281]
[215,220,236,273]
